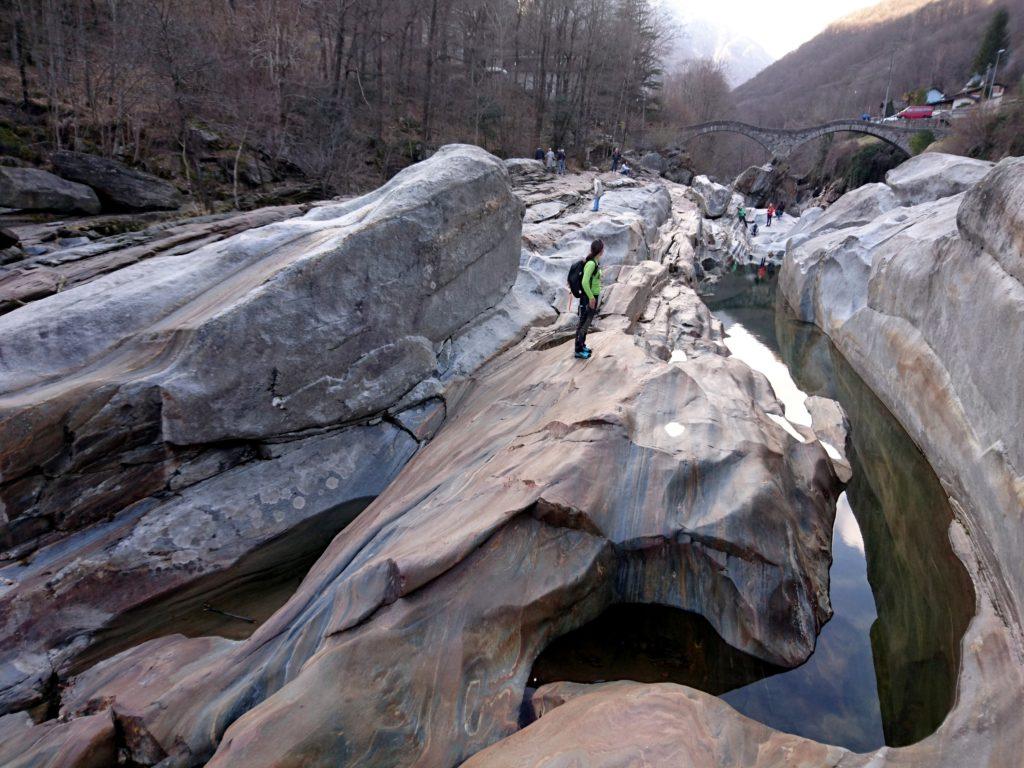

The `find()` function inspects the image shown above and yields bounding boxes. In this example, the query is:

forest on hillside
[3,0,1020,204]
[733,0,1022,126]
[3,0,724,199]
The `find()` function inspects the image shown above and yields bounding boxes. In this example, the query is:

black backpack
[568,259,588,298]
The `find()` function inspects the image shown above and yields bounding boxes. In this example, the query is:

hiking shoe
[574,349,592,360]
[584,345,593,354]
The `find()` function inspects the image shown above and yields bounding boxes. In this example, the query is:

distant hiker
[534,147,544,161]
[611,147,622,171]
[777,201,786,218]
[557,148,567,175]
[545,148,556,171]
[738,205,747,228]
[592,176,604,211]
[619,162,631,176]
[751,222,759,236]
[766,203,775,227]
[572,239,604,359]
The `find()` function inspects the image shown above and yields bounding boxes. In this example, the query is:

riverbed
[531,268,975,752]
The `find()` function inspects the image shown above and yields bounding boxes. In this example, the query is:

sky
[670,0,882,59]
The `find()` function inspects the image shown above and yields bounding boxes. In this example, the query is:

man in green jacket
[575,239,604,359]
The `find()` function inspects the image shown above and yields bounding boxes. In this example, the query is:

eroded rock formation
[775,151,1024,766]
[0,146,849,767]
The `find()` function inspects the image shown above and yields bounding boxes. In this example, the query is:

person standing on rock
[575,239,604,359]
[777,201,786,218]
[592,176,604,211]
[546,148,556,172]
[611,147,622,171]
[767,203,775,227]
[738,204,747,228]
[557,148,567,175]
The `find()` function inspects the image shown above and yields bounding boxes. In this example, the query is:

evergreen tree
[973,8,1010,74]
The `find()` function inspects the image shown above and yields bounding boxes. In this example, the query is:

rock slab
[52,151,183,211]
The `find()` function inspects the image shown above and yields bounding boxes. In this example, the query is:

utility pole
[989,48,1007,99]
[882,48,896,119]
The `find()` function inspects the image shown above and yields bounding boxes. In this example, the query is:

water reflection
[776,309,975,747]
[70,497,373,675]
[706,270,974,749]
[527,272,976,753]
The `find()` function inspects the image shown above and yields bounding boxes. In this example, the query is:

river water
[532,269,975,752]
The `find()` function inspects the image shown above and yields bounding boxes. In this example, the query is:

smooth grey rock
[640,152,666,173]
[0,166,101,214]
[885,152,994,206]
[0,144,522,549]
[778,152,1024,768]
[688,175,732,219]
[956,156,1024,284]
[798,183,898,239]
[394,398,446,441]
[52,151,182,211]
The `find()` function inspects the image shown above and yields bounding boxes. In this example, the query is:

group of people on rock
[737,201,786,230]
[534,147,567,175]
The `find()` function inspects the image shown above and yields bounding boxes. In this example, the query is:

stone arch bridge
[679,119,951,160]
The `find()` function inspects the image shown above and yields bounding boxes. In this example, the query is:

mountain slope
[670,15,776,87]
[732,0,1023,127]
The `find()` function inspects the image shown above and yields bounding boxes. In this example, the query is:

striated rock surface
[0,422,415,714]
[780,152,1024,766]
[884,152,994,206]
[0,166,101,215]
[0,205,304,314]
[463,681,845,767]
[0,144,521,553]
[0,155,849,767]
[51,151,183,211]
[37,270,839,768]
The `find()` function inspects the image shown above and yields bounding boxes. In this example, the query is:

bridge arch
[677,119,948,161]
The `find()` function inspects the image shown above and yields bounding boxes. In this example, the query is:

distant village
[879,71,1011,123]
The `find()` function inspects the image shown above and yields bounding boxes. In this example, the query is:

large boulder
[15,267,842,768]
[640,151,667,174]
[884,152,994,206]
[688,175,731,219]
[778,154,1024,767]
[956,156,1024,283]
[463,681,845,767]
[0,144,522,550]
[51,151,183,211]
[0,166,101,214]
[733,163,798,209]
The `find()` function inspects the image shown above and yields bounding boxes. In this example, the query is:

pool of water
[69,497,373,676]
[529,270,974,753]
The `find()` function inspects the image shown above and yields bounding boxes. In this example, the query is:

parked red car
[896,105,934,119]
